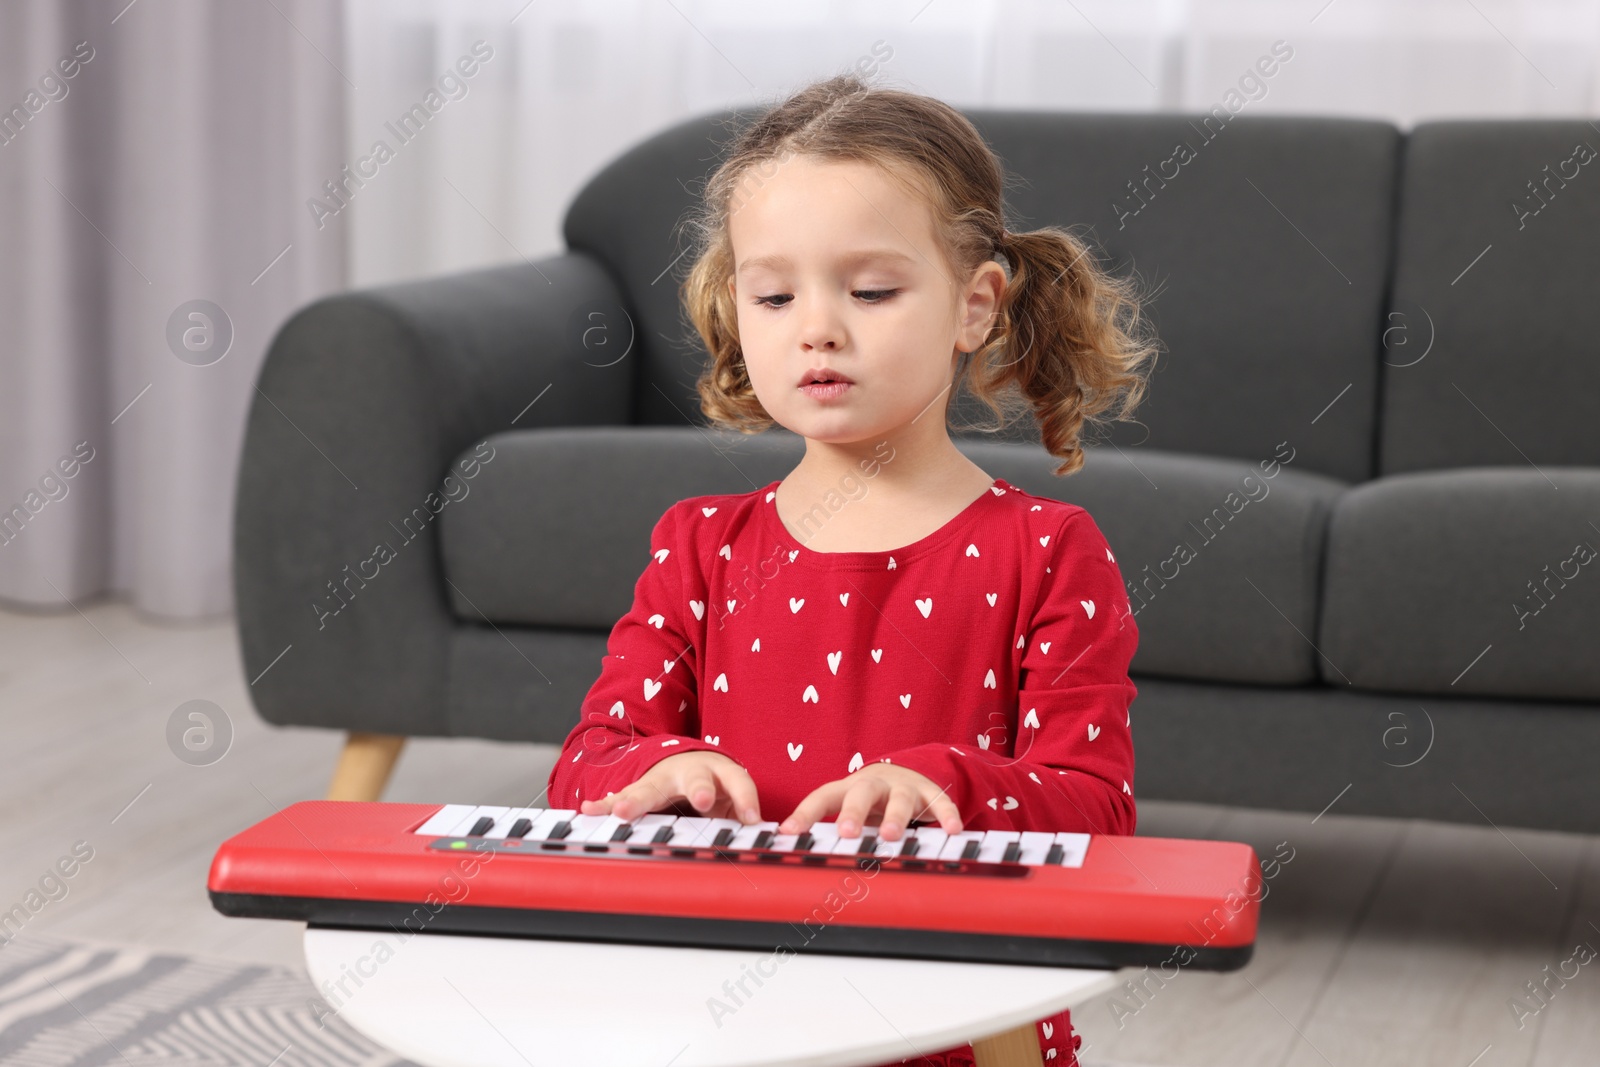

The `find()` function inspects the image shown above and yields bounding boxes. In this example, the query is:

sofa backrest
[1379,120,1600,476]
[563,107,1403,484]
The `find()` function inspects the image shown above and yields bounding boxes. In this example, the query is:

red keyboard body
[208,801,1261,972]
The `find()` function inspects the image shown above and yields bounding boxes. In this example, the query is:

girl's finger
[917,787,964,834]
[835,779,885,838]
[579,795,613,816]
[877,786,918,841]
[674,767,719,812]
[713,764,762,824]
[778,780,843,834]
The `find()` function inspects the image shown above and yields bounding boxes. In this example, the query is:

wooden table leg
[326,732,407,801]
[971,1021,1044,1067]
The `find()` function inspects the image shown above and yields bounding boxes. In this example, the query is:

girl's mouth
[799,381,853,402]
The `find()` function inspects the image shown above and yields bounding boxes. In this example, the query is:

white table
[304,927,1124,1067]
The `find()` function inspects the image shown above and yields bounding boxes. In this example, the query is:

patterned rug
[0,934,418,1067]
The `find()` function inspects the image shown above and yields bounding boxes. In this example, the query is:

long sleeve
[546,501,745,807]
[881,509,1138,836]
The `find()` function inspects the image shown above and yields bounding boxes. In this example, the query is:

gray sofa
[234,108,1600,834]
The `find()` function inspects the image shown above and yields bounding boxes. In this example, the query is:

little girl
[548,72,1157,1067]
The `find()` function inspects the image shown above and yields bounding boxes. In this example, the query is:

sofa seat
[438,426,1347,694]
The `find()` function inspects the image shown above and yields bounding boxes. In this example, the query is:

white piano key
[802,822,840,854]
[523,808,577,841]
[728,821,782,849]
[1019,831,1057,866]
[871,833,909,858]
[1053,831,1091,868]
[906,827,946,858]
[483,808,539,838]
[976,830,1022,864]
[829,833,873,855]
[703,818,746,846]
[415,804,476,836]
[446,805,509,836]
[561,814,618,843]
[666,817,713,845]
[937,831,987,861]
[765,832,801,852]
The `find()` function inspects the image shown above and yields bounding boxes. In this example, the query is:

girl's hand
[779,763,963,840]
[579,750,763,824]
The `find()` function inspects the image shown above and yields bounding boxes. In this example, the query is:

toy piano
[208,801,1260,971]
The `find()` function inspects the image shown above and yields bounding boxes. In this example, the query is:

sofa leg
[972,1022,1044,1067]
[327,732,407,802]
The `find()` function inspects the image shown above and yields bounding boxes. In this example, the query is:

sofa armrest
[234,253,635,736]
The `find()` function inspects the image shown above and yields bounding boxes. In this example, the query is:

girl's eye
[750,290,899,308]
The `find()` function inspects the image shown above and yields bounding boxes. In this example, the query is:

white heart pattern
[1040,641,1052,654]
[1081,599,1095,619]
[1123,780,1132,794]
[609,701,625,718]
[662,738,680,746]
[802,684,819,703]
[977,733,991,750]
[1088,723,1101,740]
[663,659,674,673]
[1031,505,1042,511]
[966,543,980,557]
[702,506,717,517]
[1106,547,1115,561]
[719,544,731,559]
[986,592,997,606]
[704,734,720,744]
[1028,772,1041,783]
[788,742,803,761]
[839,592,849,606]
[899,693,911,708]
[790,597,805,613]
[690,600,705,620]
[848,751,864,773]
[752,637,761,652]
[984,668,996,689]
[1023,707,1040,729]
[788,550,799,563]
[654,548,670,563]
[726,599,737,614]
[871,649,883,663]
[714,673,729,692]
[766,491,775,502]
[1039,534,1051,547]
[915,597,933,618]
[648,614,665,628]
[827,651,842,674]
[1043,1022,1054,1040]
[643,678,662,700]
[887,557,896,570]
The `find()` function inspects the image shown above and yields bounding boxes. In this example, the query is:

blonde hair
[680,73,1159,476]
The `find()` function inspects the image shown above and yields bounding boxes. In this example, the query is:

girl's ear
[955,261,1006,353]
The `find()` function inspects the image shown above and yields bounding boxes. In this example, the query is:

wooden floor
[1,599,1595,1067]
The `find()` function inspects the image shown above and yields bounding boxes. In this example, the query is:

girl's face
[725,156,1002,447]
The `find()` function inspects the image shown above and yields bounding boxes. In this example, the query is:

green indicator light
[450,840,467,849]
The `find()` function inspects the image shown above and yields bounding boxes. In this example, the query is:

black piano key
[960,838,981,861]
[608,823,633,842]
[1045,842,1065,865]
[1002,840,1022,864]
[794,832,815,852]
[507,818,533,839]
[651,825,674,844]
[712,827,734,848]
[859,834,877,856]
[753,830,774,849]
[468,816,495,837]
[900,836,920,858]
[547,820,573,840]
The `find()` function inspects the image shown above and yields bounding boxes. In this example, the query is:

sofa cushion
[1319,467,1600,700]
[441,427,1345,688]
[979,442,1347,686]
[1380,121,1600,475]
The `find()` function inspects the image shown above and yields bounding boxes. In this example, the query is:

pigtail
[966,227,1159,476]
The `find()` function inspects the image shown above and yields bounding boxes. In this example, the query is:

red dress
[548,476,1138,1066]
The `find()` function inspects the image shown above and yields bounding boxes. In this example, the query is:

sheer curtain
[0,0,345,619]
[341,0,1600,289]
